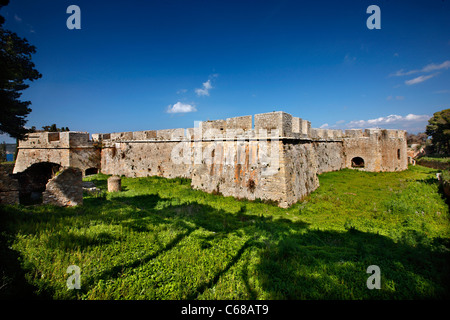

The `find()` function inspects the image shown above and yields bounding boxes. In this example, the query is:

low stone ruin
[0,163,83,207]
[42,167,83,206]
[0,163,20,205]
[107,176,121,192]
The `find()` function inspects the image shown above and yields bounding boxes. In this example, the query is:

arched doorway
[351,157,365,168]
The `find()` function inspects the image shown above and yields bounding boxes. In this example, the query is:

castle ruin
[12,111,408,207]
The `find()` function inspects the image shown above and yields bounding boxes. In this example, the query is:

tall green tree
[0,0,42,140]
[425,108,450,154]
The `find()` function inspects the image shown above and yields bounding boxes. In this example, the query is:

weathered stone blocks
[107,176,121,192]
[254,111,292,137]
[42,167,83,206]
[0,163,19,205]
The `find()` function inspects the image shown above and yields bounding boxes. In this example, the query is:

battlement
[90,111,406,143]
[16,113,407,152]
[17,131,94,148]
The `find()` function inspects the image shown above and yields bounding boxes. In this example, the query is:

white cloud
[14,14,22,22]
[346,113,430,129]
[389,69,417,77]
[166,102,197,114]
[195,79,213,96]
[195,74,218,97]
[434,89,450,94]
[390,60,450,78]
[405,73,438,85]
[422,60,450,72]
[319,123,329,129]
[176,89,187,94]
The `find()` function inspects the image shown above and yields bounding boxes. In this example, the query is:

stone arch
[16,162,61,204]
[351,156,365,168]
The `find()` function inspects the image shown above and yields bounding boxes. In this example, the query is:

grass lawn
[418,155,450,163]
[1,165,449,300]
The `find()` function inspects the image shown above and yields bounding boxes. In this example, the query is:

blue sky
[1,0,449,142]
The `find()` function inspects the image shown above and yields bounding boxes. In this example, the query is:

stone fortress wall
[13,111,408,207]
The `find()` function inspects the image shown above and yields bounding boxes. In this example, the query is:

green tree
[425,108,450,154]
[0,0,42,140]
[406,132,428,146]
[41,124,70,132]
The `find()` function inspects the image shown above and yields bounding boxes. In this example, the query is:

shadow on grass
[82,225,196,293]
[89,194,450,299]
[1,189,450,299]
[257,228,450,299]
[0,216,51,299]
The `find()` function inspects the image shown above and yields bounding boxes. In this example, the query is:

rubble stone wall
[0,163,19,205]
[42,167,83,206]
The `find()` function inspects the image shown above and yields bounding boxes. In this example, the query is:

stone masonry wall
[282,142,320,207]
[14,148,70,174]
[101,141,193,178]
[42,167,83,206]
[343,129,407,172]
[13,132,100,176]
[0,163,19,205]
[312,141,345,174]
[13,111,408,208]
[191,139,287,205]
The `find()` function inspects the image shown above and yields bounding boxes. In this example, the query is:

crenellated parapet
[13,131,100,175]
[91,111,406,144]
[17,131,94,149]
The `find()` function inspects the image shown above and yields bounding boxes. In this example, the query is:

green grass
[442,170,450,182]
[1,165,449,300]
[418,156,450,164]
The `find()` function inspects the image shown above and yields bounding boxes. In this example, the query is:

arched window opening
[351,157,365,168]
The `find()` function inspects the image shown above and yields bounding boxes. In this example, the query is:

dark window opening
[351,157,365,168]
[48,132,60,142]
[85,168,98,176]
[397,149,401,159]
